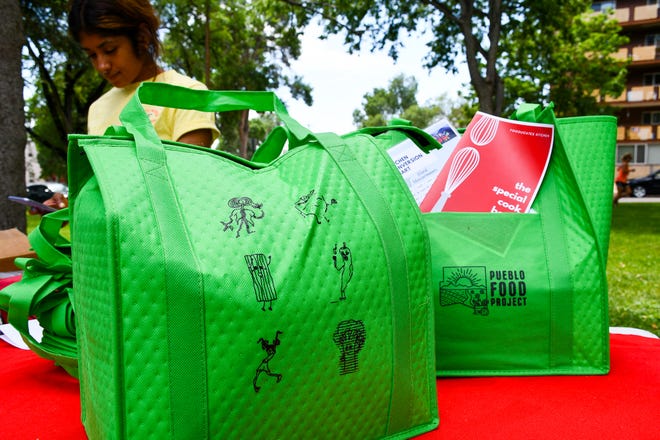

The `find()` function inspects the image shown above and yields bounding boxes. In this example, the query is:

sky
[275,25,470,134]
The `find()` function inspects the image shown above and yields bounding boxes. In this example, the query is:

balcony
[627,125,655,141]
[611,45,660,65]
[611,48,629,61]
[629,85,657,101]
[617,126,626,141]
[615,124,660,142]
[632,45,658,61]
[634,5,659,21]
[599,85,660,106]
[614,5,659,24]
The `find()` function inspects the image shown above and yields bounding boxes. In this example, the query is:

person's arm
[177,128,213,148]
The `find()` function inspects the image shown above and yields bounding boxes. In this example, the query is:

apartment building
[593,0,660,176]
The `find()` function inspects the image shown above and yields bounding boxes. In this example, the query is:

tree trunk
[204,0,211,87]
[238,109,250,159]
[0,0,27,232]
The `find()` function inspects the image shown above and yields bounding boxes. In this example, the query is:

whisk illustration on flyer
[419,112,554,213]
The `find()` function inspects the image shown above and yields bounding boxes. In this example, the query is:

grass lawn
[25,202,659,335]
[27,212,70,240]
[607,202,660,337]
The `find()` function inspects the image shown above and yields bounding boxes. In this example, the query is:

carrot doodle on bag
[332,243,354,302]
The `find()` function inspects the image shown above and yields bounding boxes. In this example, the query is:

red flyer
[419,112,554,213]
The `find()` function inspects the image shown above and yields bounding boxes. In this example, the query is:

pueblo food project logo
[439,266,528,315]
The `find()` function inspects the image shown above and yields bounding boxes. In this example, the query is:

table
[1,330,658,440]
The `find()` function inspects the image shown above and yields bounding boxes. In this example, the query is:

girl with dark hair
[42,0,219,210]
[68,0,219,147]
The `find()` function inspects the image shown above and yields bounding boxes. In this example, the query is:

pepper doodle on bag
[253,330,283,393]
[333,320,366,375]
[332,242,354,301]
[294,189,337,224]
[245,253,278,311]
[221,197,265,238]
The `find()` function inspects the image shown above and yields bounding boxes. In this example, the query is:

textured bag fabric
[426,103,615,376]
[67,83,438,439]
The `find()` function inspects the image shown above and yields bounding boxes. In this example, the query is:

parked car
[628,170,660,198]
[26,182,69,202]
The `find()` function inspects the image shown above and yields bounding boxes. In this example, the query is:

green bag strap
[251,125,290,163]
[0,208,77,377]
[314,132,416,435]
[251,122,441,164]
[511,102,598,369]
[120,86,209,440]
[131,81,316,148]
[357,122,441,154]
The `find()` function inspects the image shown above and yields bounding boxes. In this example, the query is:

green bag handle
[117,81,424,437]
[0,208,77,377]
[251,120,441,164]
[510,103,572,368]
[510,102,608,369]
[127,82,316,146]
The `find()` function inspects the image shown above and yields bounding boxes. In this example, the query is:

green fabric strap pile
[0,208,77,377]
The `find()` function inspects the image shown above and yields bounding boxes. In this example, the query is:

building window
[592,1,616,12]
[617,144,647,163]
[647,0,658,6]
[643,72,660,85]
[645,34,660,46]
[641,111,660,125]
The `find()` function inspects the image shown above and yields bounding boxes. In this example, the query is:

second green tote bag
[426,103,615,376]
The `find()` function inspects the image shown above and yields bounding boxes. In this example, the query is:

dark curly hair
[68,0,161,60]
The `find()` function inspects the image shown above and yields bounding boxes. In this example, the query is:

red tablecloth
[1,331,658,440]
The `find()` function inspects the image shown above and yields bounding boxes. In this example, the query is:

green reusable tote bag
[67,82,438,439]
[424,103,615,376]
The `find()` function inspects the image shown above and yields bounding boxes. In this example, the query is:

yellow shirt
[87,70,219,142]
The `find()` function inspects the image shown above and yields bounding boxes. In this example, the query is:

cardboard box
[0,228,36,272]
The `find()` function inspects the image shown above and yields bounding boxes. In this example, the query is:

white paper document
[387,118,461,204]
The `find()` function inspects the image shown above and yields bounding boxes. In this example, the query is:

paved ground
[619,196,660,203]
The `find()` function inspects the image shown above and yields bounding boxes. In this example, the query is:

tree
[353,74,471,129]
[20,0,316,180]
[22,0,106,179]
[353,75,419,127]
[502,2,628,116]
[0,0,28,231]
[279,0,626,117]
[157,0,314,157]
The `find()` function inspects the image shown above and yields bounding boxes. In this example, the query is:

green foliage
[286,0,627,117]
[156,0,314,156]
[21,0,315,167]
[353,74,471,129]
[353,75,420,127]
[248,112,279,143]
[607,203,660,336]
[21,0,107,179]
[503,1,628,116]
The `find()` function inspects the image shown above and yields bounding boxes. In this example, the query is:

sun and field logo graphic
[439,266,489,316]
